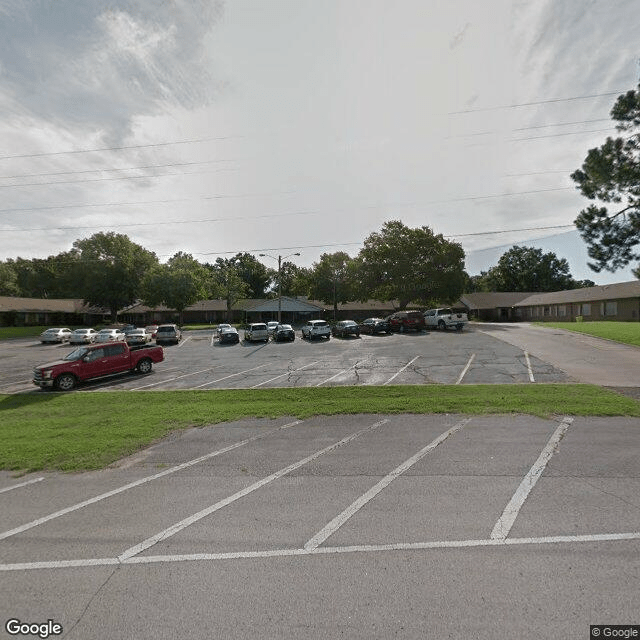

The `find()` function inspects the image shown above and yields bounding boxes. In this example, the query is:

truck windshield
[64,347,89,361]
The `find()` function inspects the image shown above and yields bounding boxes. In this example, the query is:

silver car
[40,328,72,343]
[244,322,269,343]
[125,329,151,345]
[95,328,126,343]
[69,328,98,344]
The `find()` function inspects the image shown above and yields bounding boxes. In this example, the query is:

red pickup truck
[33,342,164,391]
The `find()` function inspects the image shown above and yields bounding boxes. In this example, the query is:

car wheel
[438,320,446,331]
[137,358,152,374]
[55,374,76,391]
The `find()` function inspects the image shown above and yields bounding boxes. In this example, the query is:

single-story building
[514,280,640,322]
[458,292,535,322]
[0,296,108,327]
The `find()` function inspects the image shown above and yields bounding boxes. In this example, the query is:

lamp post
[259,252,300,323]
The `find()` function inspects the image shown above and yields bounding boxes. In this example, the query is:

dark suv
[386,311,425,332]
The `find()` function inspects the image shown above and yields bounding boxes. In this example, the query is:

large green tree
[142,252,213,324]
[480,246,589,292]
[8,253,80,298]
[232,252,272,298]
[308,252,357,318]
[356,220,466,308]
[571,84,640,277]
[0,261,19,296]
[73,232,158,322]
[207,258,250,321]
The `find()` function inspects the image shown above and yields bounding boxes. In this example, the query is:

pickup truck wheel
[55,374,76,391]
[137,358,152,374]
[456,324,463,331]
[438,320,446,331]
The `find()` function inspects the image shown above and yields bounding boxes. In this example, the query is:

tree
[482,246,578,292]
[232,253,272,298]
[571,84,640,277]
[142,252,213,324]
[277,262,311,297]
[73,232,158,322]
[356,221,466,309]
[206,258,250,321]
[308,252,357,318]
[8,253,80,298]
[0,261,19,296]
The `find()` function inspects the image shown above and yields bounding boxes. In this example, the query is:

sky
[0,0,638,285]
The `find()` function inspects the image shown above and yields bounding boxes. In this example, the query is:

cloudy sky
[0,0,638,284]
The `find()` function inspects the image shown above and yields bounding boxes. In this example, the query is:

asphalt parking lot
[1,412,639,639]
[2,324,639,638]
[0,324,572,394]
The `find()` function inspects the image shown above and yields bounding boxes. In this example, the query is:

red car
[385,311,426,332]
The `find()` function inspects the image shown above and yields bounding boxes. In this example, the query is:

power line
[449,90,626,114]
[0,135,243,161]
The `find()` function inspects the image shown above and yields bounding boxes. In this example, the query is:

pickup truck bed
[33,341,164,390]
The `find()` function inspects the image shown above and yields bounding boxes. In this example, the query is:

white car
[423,308,468,331]
[125,329,151,345]
[69,328,98,344]
[95,328,126,343]
[216,323,232,337]
[40,328,72,343]
[302,320,331,340]
[266,321,279,336]
[244,322,269,343]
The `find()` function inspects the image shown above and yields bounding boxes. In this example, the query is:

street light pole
[259,252,300,324]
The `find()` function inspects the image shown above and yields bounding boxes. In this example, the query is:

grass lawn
[537,321,640,347]
[0,326,49,340]
[1,384,639,472]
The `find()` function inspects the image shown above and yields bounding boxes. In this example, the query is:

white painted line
[0,379,32,389]
[315,362,360,387]
[0,420,301,542]
[0,477,44,494]
[192,363,270,389]
[524,351,535,382]
[456,354,476,385]
[304,417,471,550]
[176,336,191,348]
[490,416,573,540]
[119,418,389,560]
[130,367,218,390]
[2,531,639,572]
[383,356,420,385]
[251,361,320,389]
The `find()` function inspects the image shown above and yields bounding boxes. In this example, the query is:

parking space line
[0,477,44,494]
[191,363,270,389]
[304,417,471,550]
[130,367,219,390]
[250,361,320,389]
[456,354,475,384]
[3,531,639,572]
[524,351,535,382]
[119,418,389,560]
[0,420,302,542]
[490,417,573,540]
[176,336,191,348]
[383,356,420,385]
[315,362,360,387]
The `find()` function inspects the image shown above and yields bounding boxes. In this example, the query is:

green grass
[1,384,638,472]
[537,321,640,347]
[0,326,49,340]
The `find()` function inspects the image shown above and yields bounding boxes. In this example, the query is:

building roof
[245,297,324,313]
[0,296,92,313]
[459,292,536,310]
[514,280,640,306]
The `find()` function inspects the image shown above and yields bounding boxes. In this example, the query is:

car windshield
[252,324,267,330]
[63,347,89,361]
[278,325,292,330]
[314,321,328,327]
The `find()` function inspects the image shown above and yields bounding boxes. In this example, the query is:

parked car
[39,328,73,344]
[219,326,240,344]
[33,341,164,391]
[273,324,295,342]
[144,325,159,339]
[216,323,231,336]
[155,324,182,345]
[69,328,98,344]
[302,319,331,340]
[386,311,426,332]
[95,328,126,343]
[424,308,469,331]
[122,324,137,333]
[244,322,269,342]
[125,328,152,345]
[266,321,280,337]
[332,320,361,338]
[359,317,390,335]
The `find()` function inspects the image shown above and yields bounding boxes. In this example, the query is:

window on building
[581,303,591,316]
[558,305,566,317]
[603,301,617,316]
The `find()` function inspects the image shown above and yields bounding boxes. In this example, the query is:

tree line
[0,220,594,322]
